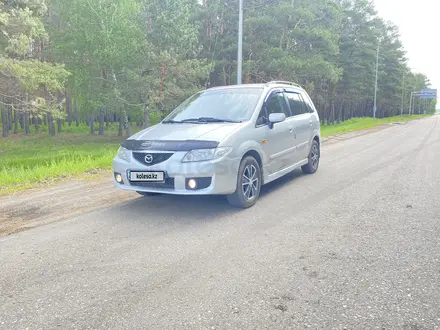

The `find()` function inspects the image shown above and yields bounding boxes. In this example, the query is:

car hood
[128,122,242,143]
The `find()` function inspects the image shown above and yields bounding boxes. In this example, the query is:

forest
[0,0,437,138]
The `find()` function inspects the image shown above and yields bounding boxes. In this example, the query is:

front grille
[133,152,173,166]
[130,177,175,190]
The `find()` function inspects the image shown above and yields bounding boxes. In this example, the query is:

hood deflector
[121,140,219,151]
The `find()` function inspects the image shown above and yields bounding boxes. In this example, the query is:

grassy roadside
[320,114,429,138]
[0,114,431,194]
[0,134,122,194]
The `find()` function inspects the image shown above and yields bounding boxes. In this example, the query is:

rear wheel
[136,191,159,196]
[301,139,320,174]
[227,156,262,209]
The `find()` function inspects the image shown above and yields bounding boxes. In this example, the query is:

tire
[301,139,320,174]
[227,156,262,209]
[136,191,159,196]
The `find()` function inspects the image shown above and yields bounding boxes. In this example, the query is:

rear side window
[301,92,316,113]
[285,92,308,116]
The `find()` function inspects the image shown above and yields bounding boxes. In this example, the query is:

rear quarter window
[302,92,316,113]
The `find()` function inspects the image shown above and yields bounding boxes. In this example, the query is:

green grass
[0,114,431,194]
[320,114,430,138]
[0,123,145,194]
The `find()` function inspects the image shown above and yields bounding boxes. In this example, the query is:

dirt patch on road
[0,172,135,236]
[3,204,45,222]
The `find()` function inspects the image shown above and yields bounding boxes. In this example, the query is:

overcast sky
[374,0,439,103]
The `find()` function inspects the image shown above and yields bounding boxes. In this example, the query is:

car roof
[206,81,305,92]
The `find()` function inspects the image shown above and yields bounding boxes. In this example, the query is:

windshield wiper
[181,117,242,123]
[162,119,183,124]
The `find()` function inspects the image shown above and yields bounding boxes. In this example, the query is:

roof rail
[266,80,302,88]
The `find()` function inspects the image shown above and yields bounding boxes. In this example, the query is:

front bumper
[112,150,241,195]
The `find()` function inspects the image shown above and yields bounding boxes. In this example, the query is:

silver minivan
[113,81,321,208]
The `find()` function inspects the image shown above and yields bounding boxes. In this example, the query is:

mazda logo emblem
[144,154,153,164]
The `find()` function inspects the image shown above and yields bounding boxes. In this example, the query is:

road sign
[419,89,437,99]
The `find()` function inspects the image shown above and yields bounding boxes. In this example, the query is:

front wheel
[227,156,262,209]
[301,140,320,174]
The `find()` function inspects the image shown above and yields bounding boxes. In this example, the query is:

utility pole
[373,38,379,119]
[237,0,243,85]
[400,71,405,116]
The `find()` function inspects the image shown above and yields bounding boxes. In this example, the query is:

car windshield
[163,88,263,123]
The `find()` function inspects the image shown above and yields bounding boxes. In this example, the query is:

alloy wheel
[242,164,259,201]
[310,144,319,169]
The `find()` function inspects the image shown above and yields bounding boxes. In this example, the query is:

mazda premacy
[113,81,321,208]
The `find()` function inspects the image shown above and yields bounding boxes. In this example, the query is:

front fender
[234,140,267,165]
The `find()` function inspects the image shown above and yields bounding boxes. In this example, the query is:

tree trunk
[66,93,72,126]
[57,119,62,133]
[1,107,9,137]
[125,123,131,137]
[13,109,18,134]
[43,113,47,126]
[34,115,40,132]
[124,111,130,137]
[90,114,95,135]
[143,106,150,129]
[331,101,335,125]
[336,105,340,124]
[51,116,56,136]
[324,103,330,125]
[7,105,13,130]
[19,113,24,129]
[48,113,55,136]
[98,108,105,135]
[57,92,63,133]
[320,101,325,124]
[24,111,30,134]
[47,114,52,136]
[118,114,123,137]
[74,102,79,127]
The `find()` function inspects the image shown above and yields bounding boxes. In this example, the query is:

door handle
[288,126,296,138]
[309,120,313,127]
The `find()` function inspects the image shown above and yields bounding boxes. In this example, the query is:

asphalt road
[1,116,440,329]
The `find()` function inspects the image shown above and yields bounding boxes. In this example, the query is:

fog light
[187,179,197,189]
[115,173,123,183]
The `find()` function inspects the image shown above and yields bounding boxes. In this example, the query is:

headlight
[117,147,130,161]
[181,147,232,163]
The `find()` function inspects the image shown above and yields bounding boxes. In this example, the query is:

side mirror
[268,113,286,128]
